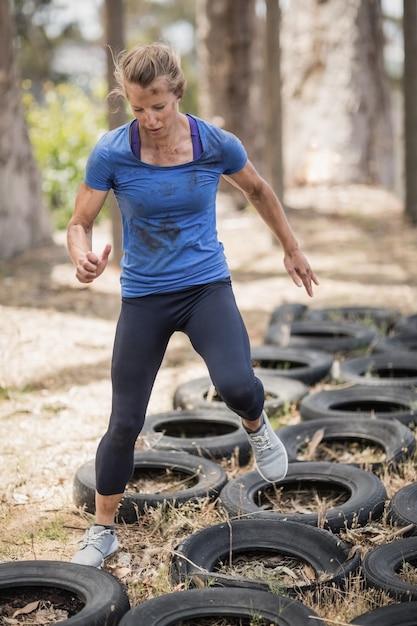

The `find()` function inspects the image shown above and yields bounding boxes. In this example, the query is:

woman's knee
[106,412,144,448]
[216,374,264,420]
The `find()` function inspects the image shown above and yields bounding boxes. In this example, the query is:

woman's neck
[139,114,193,166]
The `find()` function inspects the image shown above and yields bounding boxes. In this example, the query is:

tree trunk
[403,0,417,224]
[264,0,284,200]
[0,0,51,259]
[105,0,126,264]
[197,0,264,203]
[281,0,394,189]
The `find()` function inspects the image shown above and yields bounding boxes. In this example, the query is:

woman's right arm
[67,182,111,284]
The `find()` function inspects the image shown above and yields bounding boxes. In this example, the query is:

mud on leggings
[95,279,265,495]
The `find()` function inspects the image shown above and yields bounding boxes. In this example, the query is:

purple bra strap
[131,119,140,160]
[187,114,203,159]
[130,115,202,160]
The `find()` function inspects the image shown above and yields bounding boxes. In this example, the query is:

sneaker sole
[255,460,288,483]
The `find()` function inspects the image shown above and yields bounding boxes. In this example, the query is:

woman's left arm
[225,160,319,297]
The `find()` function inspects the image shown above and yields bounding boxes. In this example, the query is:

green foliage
[22,80,108,229]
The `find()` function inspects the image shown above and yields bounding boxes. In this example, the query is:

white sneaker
[71,525,118,568]
[247,412,288,482]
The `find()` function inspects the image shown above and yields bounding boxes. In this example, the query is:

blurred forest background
[0,0,416,261]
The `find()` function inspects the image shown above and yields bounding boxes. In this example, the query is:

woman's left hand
[284,250,319,297]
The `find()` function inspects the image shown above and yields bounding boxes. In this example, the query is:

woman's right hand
[76,244,112,283]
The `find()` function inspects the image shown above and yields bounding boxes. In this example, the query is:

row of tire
[265,303,417,356]
[73,451,410,532]
[3,521,417,626]
[3,304,417,624]
[138,385,417,467]
[4,558,417,626]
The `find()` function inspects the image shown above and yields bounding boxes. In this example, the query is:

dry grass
[3,443,417,624]
[2,367,417,624]
[73,456,417,620]
[102,455,417,624]
[0,352,417,626]
[98,449,417,622]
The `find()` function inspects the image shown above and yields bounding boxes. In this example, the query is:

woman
[67,42,318,568]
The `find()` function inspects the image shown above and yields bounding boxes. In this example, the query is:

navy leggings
[95,279,265,495]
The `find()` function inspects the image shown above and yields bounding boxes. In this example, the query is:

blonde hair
[112,42,186,99]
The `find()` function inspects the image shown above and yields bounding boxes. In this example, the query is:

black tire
[387,483,417,535]
[251,345,333,385]
[172,374,308,416]
[0,560,130,625]
[299,385,417,426]
[338,354,417,387]
[269,302,309,325]
[306,306,400,332]
[219,461,387,532]
[171,518,360,595]
[73,450,228,524]
[350,602,417,625]
[140,409,251,463]
[118,587,325,626]
[264,320,379,354]
[276,416,416,470]
[361,537,417,600]
[373,332,417,355]
[394,313,417,333]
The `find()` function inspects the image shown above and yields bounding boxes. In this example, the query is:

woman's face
[125,78,181,140]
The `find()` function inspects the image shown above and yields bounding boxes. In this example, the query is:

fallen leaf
[112,566,131,579]
[306,428,325,459]
[303,564,316,580]
[191,574,206,588]
[278,566,298,579]
[12,599,40,618]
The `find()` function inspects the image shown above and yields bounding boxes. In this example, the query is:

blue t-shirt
[85,115,247,297]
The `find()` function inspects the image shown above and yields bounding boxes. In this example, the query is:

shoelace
[82,528,112,548]
[249,429,272,453]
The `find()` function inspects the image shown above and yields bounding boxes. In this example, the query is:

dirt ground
[0,184,417,618]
